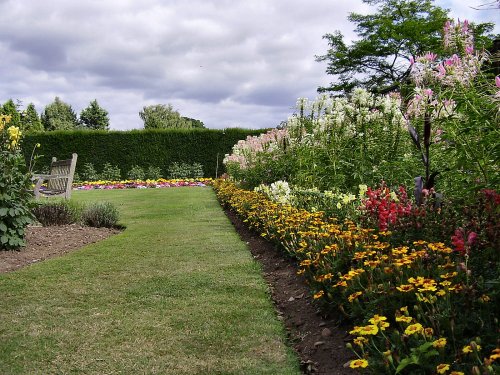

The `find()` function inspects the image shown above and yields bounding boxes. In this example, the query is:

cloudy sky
[0,0,497,130]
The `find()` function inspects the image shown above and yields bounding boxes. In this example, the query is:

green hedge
[22,128,266,179]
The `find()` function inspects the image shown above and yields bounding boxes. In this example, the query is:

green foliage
[0,116,34,250]
[139,104,193,129]
[182,116,205,128]
[100,163,121,181]
[79,99,110,130]
[0,99,21,128]
[81,201,119,228]
[127,165,145,180]
[21,103,43,133]
[145,166,162,180]
[80,162,99,182]
[22,128,264,179]
[316,0,483,94]
[41,97,79,131]
[167,162,204,179]
[32,200,81,226]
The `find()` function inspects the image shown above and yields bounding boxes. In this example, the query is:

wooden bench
[33,153,78,200]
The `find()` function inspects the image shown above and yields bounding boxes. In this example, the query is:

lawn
[0,188,300,374]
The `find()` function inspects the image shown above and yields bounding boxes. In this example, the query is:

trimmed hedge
[23,128,266,179]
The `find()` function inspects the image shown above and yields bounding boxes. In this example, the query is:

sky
[0,0,498,131]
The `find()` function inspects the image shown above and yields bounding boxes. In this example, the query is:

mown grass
[0,188,300,374]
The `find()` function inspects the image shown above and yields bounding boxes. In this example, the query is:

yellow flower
[449,372,464,375]
[357,324,379,336]
[396,284,414,292]
[313,290,324,299]
[463,344,481,354]
[479,294,490,303]
[353,336,368,347]
[349,359,368,368]
[348,291,363,303]
[436,363,450,374]
[300,259,312,266]
[399,306,408,313]
[462,345,473,354]
[404,323,423,335]
[424,327,434,337]
[368,315,389,330]
[396,315,413,324]
[432,338,447,348]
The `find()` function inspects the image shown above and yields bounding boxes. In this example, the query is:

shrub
[32,200,81,226]
[81,202,119,228]
[127,165,145,180]
[146,166,162,180]
[100,163,121,181]
[168,162,204,179]
[80,162,99,181]
[0,115,35,250]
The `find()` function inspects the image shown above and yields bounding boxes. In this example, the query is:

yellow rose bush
[0,115,35,249]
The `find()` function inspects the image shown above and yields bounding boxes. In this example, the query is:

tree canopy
[79,99,110,130]
[315,0,495,95]
[41,97,79,131]
[139,104,194,129]
[21,103,43,133]
[0,99,21,128]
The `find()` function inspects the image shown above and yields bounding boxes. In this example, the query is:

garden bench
[33,153,78,200]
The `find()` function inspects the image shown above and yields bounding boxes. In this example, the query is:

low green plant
[0,115,35,250]
[81,201,119,228]
[100,163,121,181]
[32,200,82,226]
[146,166,162,180]
[168,162,204,179]
[127,165,145,180]
[80,162,99,181]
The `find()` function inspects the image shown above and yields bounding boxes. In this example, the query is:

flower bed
[214,179,499,374]
[73,178,212,190]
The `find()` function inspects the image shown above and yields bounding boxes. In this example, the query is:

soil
[224,209,356,375]
[0,224,121,274]
[0,214,355,374]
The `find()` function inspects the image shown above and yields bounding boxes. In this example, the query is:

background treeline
[22,128,265,179]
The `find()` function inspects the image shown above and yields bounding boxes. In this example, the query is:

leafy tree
[79,99,110,130]
[316,0,495,95]
[21,103,43,133]
[182,117,205,128]
[41,97,78,131]
[0,99,21,128]
[139,104,193,129]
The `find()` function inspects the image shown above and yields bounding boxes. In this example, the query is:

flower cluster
[73,178,212,190]
[214,179,499,374]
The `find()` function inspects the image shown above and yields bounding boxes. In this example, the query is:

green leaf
[0,222,7,232]
[0,207,7,216]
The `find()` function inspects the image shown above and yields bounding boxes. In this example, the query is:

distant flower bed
[73,178,212,190]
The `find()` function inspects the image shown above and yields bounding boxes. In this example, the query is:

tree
[0,99,21,128]
[79,99,110,130]
[139,104,193,129]
[41,97,79,131]
[21,103,43,133]
[316,0,495,95]
[182,116,205,128]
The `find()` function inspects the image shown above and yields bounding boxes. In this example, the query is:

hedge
[22,128,266,179]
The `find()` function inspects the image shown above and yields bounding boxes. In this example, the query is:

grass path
[0,188,300,374]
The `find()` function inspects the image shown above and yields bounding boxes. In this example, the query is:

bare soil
[0,224,120,274]
[0,215,355,374]
[224,209,356,375]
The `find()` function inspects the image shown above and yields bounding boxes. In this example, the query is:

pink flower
[467,231,477,245]
[495,76,500,88]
